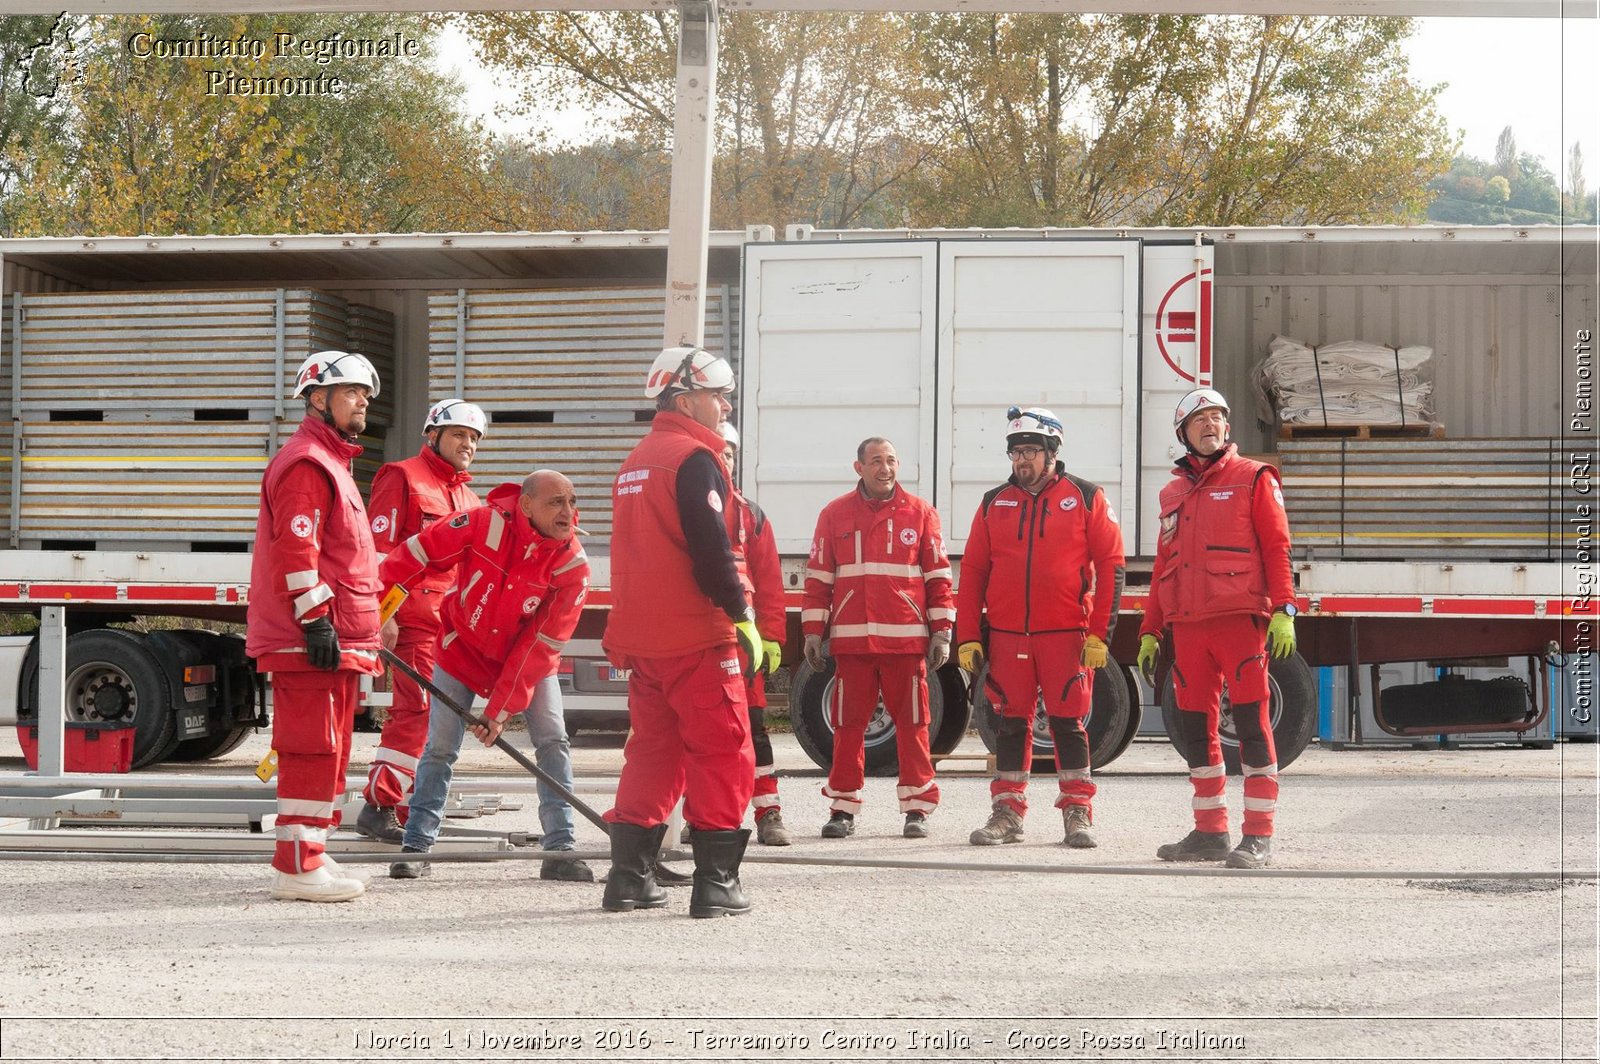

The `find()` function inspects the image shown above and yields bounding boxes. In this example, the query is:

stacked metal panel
[426,286,740,545]
[2,289,396,547]
[1279,437,1567,561]
[347,301,397,429]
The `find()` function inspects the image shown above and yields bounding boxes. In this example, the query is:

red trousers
[1171,615,1278,836]
[606,645,755,831]
[984,630,1096,817]
[362,625,438,819]
[270,670,359,874]
[822,653,939,815]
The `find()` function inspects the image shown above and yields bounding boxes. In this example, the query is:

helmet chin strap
[313,389,359,442]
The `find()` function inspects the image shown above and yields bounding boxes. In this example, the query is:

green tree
[4,14,512,236]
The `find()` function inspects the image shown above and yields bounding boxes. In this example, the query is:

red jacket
[367,446,481,632]
[246,415,383,675]
[379,482,590,722]
[802,483,953,656]
[604,412,745,661]
[732,491,785,643]
[1140,444,1295,635]
[956,466,1126,644]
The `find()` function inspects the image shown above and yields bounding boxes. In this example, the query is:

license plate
[183,684,209,703]
[608,667,631,682]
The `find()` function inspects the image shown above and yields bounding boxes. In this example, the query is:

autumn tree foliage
[457,10,1454,230]
[3,14,520,236]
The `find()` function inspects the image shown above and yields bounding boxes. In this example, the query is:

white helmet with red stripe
[292,350,381,399]
[1173,387,1230,444]
[422,398,487,439]
[645,346,735,399]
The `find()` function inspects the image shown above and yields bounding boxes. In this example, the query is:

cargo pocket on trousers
[691,673,750,747]
[271,680,340,755]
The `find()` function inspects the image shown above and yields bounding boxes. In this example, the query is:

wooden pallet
[1278,421,1445,441]
[931,751,997,774]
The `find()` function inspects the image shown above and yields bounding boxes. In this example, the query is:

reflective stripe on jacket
[379,481,589,720]
[801,483,953,656]
[247,415,382,675]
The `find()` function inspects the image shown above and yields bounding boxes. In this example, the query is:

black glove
[303,616,340,671]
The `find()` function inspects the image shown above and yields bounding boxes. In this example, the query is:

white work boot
[318,854,371,883]
[271,864,365,903]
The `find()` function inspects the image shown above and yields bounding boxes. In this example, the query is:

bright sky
[436,14,1600,189]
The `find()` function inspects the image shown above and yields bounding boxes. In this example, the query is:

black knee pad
[1048,715,1089,770]
[1230,700,1273,766]
[1174,708,1213,770]
[996,714,1030,771]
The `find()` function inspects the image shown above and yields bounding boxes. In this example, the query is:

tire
[1160,651,1317,774]
[161,630,262,763]
[972,666,1132,772]
[170,724,254,761]
[790,654,946,777]
[20,629,179,770]
[929,665,971,755]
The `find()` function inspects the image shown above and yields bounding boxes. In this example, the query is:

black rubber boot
[601,822,670,912]
[689,828,752,919]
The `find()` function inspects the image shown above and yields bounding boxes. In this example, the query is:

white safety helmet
[645,346,735,399]
[1005,406,1064,452]
[422,398,487,439]
[1173,388,1230,444]
[292,350,381,399]
[720,422,740,449]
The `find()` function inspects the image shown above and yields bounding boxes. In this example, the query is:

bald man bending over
[377,470,594,882]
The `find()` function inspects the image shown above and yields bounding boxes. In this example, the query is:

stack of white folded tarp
[1251,336,1435,426]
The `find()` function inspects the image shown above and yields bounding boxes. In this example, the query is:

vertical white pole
[662,0,719,349]
[36,606,66,777]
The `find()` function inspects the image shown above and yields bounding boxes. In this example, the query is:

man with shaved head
[376,469,594,882]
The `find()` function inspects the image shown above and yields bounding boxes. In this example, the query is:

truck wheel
[790,654,946,777]
[1160,651,1317,774]
[170,724,254,761]
[20,629,179,770]
[972,666,1132,772]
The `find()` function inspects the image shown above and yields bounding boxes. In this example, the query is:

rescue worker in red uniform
[721,423,791,846]
[957,407,1125,848]
[802,437,953,840]
[378,470,594,882]
[246,351,385,903]
[356,399,486,843]
[1139,388,1295,869]
[602,346,762,919]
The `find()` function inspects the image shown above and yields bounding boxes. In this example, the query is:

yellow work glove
[1081,634,1109,670]
[957,641,985,673]
[762,639,783,675]
[733,615,765,675]
[1136,634,1160,683]
[1267,611,1297,660]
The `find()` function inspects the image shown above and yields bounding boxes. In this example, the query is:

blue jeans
[402,668,577,853]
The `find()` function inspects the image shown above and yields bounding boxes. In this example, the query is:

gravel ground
[0,727,1594,1063]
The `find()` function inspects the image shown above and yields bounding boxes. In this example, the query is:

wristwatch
[1276,603,1299,618]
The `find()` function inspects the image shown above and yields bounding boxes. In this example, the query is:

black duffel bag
[1380,674,1533,730]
